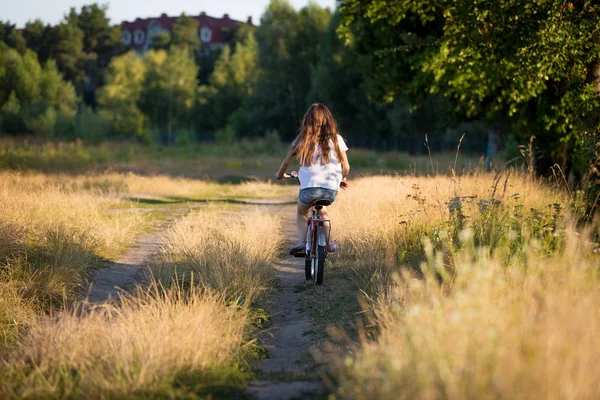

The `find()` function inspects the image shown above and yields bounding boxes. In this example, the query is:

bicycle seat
[311,199,331,207]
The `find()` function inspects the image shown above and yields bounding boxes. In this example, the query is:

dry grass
[0,171,295,201]
[328,173,568,294]
[0,282,251,399]
[0,171,288,351]
[320,172,600,399]
[0,174,284,397]
[0,172,146,349]
[150,206,282,301]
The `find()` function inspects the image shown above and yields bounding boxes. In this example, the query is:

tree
[202,27,259,132]
[77,3,123,108]
[40,59,78,114]
[0,43,77,136]
[97,51,147,137]
[339,0,600,169]
[246,0,330,138]
[289,4,331,112]
[171,14,200,49]
[149,31,171,51]
[0,21,27,54]
[78,3,122,60]
[54,8,85,86]
[307,12,376,137]
[140,47,198,144]
[23,20,58,63]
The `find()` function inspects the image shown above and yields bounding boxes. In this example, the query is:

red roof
[120,13,251,48]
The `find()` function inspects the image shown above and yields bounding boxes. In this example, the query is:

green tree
[10,49,42,107]
[78,4,122,59]
[97,51,147,137]
[171,14,200,49]
[202,27,259,132]
[307,12,380,137]
[247,0,330,138]
[140,47,198,144]
[54,8,86,86]
[0,21,27,54]
[23,20,58,63]
[149,31,171,51]
[339,0,600,168]
[0,43,76,136]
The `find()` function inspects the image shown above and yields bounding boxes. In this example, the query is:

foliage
[139,47,198,144]
[199,26,259,133]
[338,0,600,170]
[0,43,77,136]
[22,20,57,63]
[97,51,147,137]
[53,8,86,86]
[171,13,201,48]
[247,0,331,139]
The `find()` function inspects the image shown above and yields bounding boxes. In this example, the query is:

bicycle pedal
[292,249,306,258]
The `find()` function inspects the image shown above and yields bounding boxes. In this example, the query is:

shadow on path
[124,197,296,207]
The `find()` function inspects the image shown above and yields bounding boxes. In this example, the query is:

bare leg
[296,201,311,245]
[318,207,331,242]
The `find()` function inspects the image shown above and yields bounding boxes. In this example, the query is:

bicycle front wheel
[305,255,312,281]
[314,245,325,285]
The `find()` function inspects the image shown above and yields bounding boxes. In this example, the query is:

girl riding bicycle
[276,103,350,254]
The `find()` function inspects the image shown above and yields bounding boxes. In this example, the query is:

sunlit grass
[150,207,281,301]
[0,173,284,398]
[0,282,252,399]
[320,172,600,399]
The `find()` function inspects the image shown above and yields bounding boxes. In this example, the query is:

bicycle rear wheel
[314,245,325,285]
[305,222,315,281]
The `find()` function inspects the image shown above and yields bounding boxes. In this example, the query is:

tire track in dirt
[86,211,186,304]
[247,204,326,400]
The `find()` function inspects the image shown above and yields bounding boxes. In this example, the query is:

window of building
[200,26,212,43]
[134,29,145,45]
[122,30,132,46]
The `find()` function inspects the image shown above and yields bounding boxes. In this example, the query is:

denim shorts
[299,187,338,206]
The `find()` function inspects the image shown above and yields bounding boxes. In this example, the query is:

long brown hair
[294,103,343,167]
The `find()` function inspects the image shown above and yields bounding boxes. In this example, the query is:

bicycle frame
[305,207,330,260]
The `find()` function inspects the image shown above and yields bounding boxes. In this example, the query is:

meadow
[0,138,598,399]
[310,172,600,399]
[0,137,485,179]
[0,168,292,398]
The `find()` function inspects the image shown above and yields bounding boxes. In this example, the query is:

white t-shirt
[295,135,348,191]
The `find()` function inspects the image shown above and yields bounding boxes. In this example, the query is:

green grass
[0,137,489,179]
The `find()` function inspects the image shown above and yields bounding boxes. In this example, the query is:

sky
[3,0,337,28]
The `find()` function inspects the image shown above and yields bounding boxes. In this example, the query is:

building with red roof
[120,12,253,53]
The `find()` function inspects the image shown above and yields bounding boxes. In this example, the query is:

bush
[24,102,56,137]
[75,107,111,144]
[215,125,235,144]
[175,128,195,147]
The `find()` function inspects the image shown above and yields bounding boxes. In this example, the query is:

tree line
[1,0,599,178]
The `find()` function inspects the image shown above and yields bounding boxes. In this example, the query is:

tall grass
[0,196,282,397]
[0,283,251,398]
[150,207,281,301]
[323,172,600,399]
[0,172,145,349]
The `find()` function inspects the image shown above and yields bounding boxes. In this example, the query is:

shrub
[75,107,111,144]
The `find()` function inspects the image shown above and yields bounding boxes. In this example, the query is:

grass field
[0,137,486,179]
[0,139,597,398]
[308,172,600,399]
[0,169,291,398]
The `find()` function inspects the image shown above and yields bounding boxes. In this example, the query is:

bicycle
[286,171,342,285]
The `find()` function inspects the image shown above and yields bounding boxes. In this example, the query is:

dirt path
[86,209,188,304]
[247,205,326,400]
[86,230,163,303]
